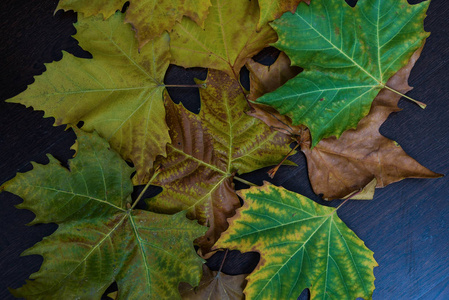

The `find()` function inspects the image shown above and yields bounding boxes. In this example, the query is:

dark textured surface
[0,0,448,299]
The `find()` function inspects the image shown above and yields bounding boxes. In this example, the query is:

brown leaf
[248,45,442,200]
[246,52,302,102]
[246,52,305,137]
[148,69,294,252]
[179,265,247,300]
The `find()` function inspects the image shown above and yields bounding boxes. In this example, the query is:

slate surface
[0,0,448,299]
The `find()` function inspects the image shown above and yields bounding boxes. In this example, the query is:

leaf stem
[164,83,206,88]
[335,190,361,212]
[267,143,299,178]
[130,165,162,210]
[218,249,229,274]
[384,85,426,108]
[234,176,258,187]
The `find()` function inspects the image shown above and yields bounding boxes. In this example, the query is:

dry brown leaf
[248,46,442,200]
[246,52,302,102]
[179,265,247,300]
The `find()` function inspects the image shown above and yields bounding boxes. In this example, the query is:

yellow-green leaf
[216,183,377,300]
[169,0,277,77]
[56,0,212,48]
[148,69,294,253]
[2,130,205,299]
[7,13,171,184]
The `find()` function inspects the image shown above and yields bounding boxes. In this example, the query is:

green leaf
[2,130,205,299]
[169,0,277,77]
[148,69,295,253]
[257,0,430,146]
[7,12,171,184]
[56,0,212,48]
[216,183,377,300]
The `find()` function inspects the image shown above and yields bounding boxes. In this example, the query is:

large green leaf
[1,130,205,299]
[56,0,211,48]
[169,0,277,78]
[216,183,377,300]
[148,69,294,253]
[7,12,171,184]
[257,0,430,146]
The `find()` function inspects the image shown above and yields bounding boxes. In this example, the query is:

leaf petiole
[267,143,300,178]
[233,176,258,187]
[384,85,427,108]
[131,165,163,210]
[334,190,362,212]
[164,83,206,89]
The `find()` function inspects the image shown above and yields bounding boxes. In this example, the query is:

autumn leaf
[246,52,302,102]
[7,13,172,184]
[257,0,430,146]
[1,130,205,299]
[248,46,441,200]
[169,0,277,78]
[56,0,211,48]
[216,183,377,300]
[257,0,310,30]
[147,69,294,252]
[179,265,247,300]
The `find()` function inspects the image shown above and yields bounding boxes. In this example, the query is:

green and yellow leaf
[148,69,294,252]
[216,183,377,300]
[258,0,430,146]
[56,0,212,48]
[1,130,205,299]
[7,13,171,184]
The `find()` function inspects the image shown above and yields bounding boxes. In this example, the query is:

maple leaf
[248,46,442,200]
[179,265,247,300]
[216,183,377,300]
[56,0,212,48]
[1,130,206,299]
[257,0,430,146]
[7,13,172,184]
[147,69,294,253]
[257,0,310,30]
[169,0,277,78]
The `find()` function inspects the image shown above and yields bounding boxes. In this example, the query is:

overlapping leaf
[248,47,441,200]
[169,0,277,78]
[7,13,171,184]
[258,0,430,146]
[216,183,377,300]
[246,52,302,102]
[179,265,247,300]
[147,69,294,252]
[257,0,310,30]
[56,0,211,48]
[1,130,205,299]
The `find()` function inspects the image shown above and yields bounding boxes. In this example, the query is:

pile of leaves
[1,0,441,299]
